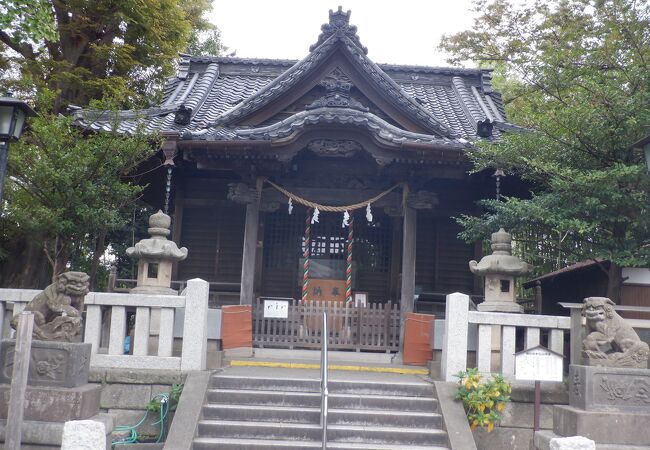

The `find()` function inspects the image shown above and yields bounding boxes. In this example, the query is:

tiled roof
[73,8,518,149]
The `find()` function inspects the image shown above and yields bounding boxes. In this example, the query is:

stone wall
[473,381,568,450]
[90,368,185,445]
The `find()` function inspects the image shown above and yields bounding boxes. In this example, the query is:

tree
[1,0,217,110]
[0,0,225,287]
[440,0,650,301]
[5,92,158,283]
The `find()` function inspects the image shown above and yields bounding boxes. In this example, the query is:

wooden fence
[253,299,400,352]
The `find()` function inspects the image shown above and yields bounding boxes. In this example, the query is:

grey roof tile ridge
[185,55,488,77]
[341,36,458,139]
[201,35,338,128]
[452,76,486,131]
[182,63,220,116]
[190,107,470,148]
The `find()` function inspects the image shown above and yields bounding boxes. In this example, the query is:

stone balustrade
[0,278,209,371]
[441,292,571,382]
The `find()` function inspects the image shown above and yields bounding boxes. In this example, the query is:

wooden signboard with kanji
[305,278,346,302]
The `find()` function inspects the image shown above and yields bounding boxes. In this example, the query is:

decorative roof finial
[310,6,368,54]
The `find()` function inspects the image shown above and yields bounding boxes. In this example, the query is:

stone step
[193,437,450,450]
[202,404,442,428]
[205,388,438,412]
[197,420,448,446]
[210,375,433,397]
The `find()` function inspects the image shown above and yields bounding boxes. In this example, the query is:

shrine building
[75,8,521,348]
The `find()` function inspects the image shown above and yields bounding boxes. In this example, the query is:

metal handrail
[320,311,329,449]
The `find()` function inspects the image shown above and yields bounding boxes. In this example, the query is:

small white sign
[515,346,563,382]
[263,299,289,319]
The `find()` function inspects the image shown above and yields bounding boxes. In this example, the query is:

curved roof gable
[208,7,457,138]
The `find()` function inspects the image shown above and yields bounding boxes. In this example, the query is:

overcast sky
[209,1,477,67]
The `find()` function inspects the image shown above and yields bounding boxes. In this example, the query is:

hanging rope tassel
[346,216,353,305]
[302,208,311,304]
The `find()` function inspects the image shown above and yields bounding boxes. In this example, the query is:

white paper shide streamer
[311,207,320,224]
[366,203,373,222]
[288,198,293,215]
[342,210,350,228]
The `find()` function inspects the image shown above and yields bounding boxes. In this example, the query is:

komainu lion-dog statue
[11,271,90,341]
[582,297,649,368]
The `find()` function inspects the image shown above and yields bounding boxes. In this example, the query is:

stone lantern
[469,228,532,313]
[126,210,188,294]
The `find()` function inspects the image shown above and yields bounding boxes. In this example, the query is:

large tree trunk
[50,238,72,282]
[0,235,51,288]
[89,230,107,290]
[606,261,623,303]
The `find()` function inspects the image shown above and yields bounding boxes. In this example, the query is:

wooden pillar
[171,178,184,280]
[399,201,416,350]
[239,179,262,305]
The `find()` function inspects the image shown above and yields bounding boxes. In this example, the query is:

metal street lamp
[0,93,36,203]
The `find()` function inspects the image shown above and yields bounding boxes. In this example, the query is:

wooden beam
[399,200,417,351]
[171,179,184,280]
[5,312,34,450]
[239,179,262,305]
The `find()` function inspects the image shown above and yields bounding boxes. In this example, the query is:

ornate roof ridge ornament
[310,6,368,54]
[306,68,368,112]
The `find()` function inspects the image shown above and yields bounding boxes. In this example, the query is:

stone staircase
[191,366,450,449]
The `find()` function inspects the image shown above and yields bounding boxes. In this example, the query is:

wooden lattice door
[261,209,392,302]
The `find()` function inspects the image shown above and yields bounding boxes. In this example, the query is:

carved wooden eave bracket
[227,182,259,204]
[180,108,472,168]
[161,131,180,165]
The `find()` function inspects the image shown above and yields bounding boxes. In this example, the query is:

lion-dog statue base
[582,297,649,369]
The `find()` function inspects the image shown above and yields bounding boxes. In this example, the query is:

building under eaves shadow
[73,7,526,351]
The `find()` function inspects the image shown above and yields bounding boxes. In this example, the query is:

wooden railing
[0,278,209,371]
[253,298,400,352]
[441,292,571,381]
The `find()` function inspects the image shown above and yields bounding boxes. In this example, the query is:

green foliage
[454,368,511,432]
[440,0,650,290]
[0,0,221,109]
[0,0,58,44]
[187,28,228,56]
[0,0,224,286]
[5,92,158,275]
[145,384,183,413]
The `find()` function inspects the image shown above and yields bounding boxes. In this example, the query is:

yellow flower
[487,422,494,433]
[497,402,506,412]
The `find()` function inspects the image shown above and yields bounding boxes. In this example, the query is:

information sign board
[263,299,289,319]
[515,345,563,382]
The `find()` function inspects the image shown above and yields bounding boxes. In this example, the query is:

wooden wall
[176,176,245,284]
[621,284,650,320]
[415,212,475,295]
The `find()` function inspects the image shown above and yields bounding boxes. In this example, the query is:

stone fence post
[180,278,209,371]
[441,292,470,382]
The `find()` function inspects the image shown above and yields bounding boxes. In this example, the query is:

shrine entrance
[261,207,395,303]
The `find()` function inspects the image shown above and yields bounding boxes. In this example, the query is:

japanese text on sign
[263,299,289,319]
[515,347,563,382]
